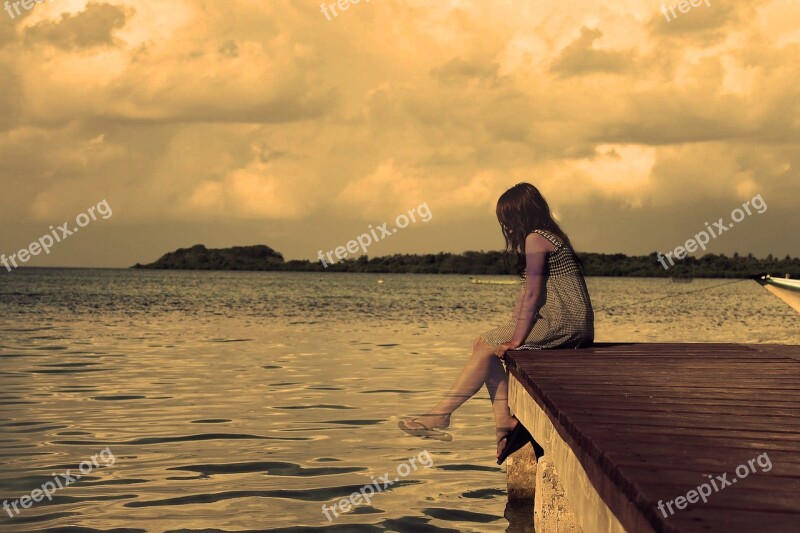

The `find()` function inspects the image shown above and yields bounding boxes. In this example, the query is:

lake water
[1,270,798,531]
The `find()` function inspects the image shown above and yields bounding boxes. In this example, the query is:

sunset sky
[1,0,798,268]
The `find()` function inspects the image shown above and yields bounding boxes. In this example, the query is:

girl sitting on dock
[399,182,594,464]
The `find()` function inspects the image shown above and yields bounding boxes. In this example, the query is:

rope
[595,278,749,314]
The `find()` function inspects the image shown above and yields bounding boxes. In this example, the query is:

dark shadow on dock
[588,342,636,348]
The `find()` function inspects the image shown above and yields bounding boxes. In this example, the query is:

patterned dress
[480,229,594,350]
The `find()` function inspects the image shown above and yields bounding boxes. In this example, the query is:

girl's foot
[398,413,452,441]
[402,413,450,431]
[496,418,536,465]
[496,418,519,458]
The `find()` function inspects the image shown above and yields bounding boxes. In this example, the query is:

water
[1,270,798,531]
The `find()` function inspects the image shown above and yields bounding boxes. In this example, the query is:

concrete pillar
[534,457,583,532]
[506,441,537,501]
[505,442,537,532]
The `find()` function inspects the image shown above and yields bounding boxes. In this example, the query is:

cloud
[431,57,500,85]
[23,2,131,50]
[182,170,307,220]
[649,0,763,44]
[551,27,636,77]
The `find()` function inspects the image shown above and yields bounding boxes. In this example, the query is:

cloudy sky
[1,0,798,268]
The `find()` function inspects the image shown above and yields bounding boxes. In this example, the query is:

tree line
[132,244,800,278]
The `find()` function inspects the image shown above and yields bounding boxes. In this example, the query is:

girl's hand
[495,341,521,358]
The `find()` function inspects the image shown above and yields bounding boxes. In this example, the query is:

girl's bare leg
[484,356,519,456]
[407,337,518,451]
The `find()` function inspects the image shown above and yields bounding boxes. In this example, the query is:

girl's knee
[473,336,493,354]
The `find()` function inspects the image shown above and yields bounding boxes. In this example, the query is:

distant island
[131,244,800,278]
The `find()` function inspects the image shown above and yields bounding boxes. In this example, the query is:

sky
[0,0,798,268]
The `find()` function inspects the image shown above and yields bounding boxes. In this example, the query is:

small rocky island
[132,244,287,271]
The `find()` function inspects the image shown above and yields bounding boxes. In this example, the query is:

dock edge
[508,373,655,533]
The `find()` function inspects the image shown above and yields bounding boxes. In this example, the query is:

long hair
[496,183,575,275]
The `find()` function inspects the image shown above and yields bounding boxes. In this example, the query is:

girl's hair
[496,182,576,275]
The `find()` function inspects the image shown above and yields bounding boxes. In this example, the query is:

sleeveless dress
[480,229,594,350]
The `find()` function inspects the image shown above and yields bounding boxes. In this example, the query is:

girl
[399,183,594,463]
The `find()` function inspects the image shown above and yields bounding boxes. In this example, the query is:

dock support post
[505,442,537,532]
[506,442,537,501]
[506,446,583,532]
[534,457,583,532]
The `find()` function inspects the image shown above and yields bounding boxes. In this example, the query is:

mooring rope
[594,278,749,314]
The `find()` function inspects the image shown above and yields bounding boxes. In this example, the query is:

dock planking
[504,342,800,532]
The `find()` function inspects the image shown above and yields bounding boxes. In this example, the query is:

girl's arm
[511,286,524,323]
[508,233,553,347]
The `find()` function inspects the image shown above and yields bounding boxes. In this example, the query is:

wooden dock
[504,343,800,533]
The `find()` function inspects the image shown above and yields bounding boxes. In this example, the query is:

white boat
[765,276,800,291]
[757,275,800,313]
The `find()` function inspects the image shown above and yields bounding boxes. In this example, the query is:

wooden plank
[549,401,800,417]
[563,412,800,432]
[667,509,800,533]
[529,390,800,406]
[580,424,800,448]
[620,466,800,491]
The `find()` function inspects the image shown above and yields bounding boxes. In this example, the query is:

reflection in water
[505,500,536,533]
[0,270,797,531]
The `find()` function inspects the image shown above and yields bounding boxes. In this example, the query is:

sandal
[398,417,453,442]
